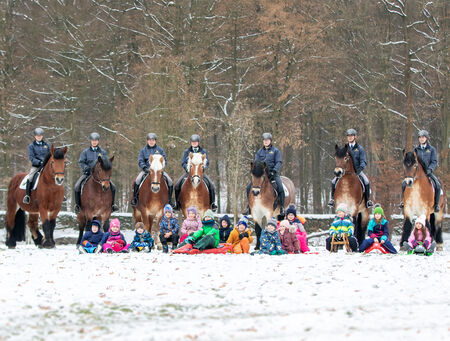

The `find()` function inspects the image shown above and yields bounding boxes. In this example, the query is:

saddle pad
[428,179,444,196]
[19,173,41,190]
[138,173,149,190]
[282,183,289,197]
[80,175,92,196]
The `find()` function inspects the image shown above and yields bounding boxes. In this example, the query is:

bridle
[92,164,110,185]
[50,160,65,177]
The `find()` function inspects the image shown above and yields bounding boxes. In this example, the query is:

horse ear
[98,155,102,162]
[149,154,153,163]
[50,145,55,155]
[201,153,206,160]
[160,155,165,167]
[251,161,254,168]
[62,146,68,155]
[335,144,339,152]
[262,162,267,169]
[402,149,405,157]
[413,149,418,160]
[110,155,114,163]
[189,152,193,159]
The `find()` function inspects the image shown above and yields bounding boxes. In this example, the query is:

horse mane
[98,155,112,170]
[42,147,64,167]
[150,155,165,171]
[335,145,356,172]
[251,160,267,177]
[404,150,426,171]
[189,153,205,167]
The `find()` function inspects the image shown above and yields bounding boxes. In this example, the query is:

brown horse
[76,155,114,245]
[248,160,295,249]
[178,152,210,219]
[401,150,445,250]
[333,145,369,244]
[132,154,169,239]
[5,146,68,248]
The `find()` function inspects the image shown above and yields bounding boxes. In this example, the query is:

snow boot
[78,245,87,254]
[162,245,169,253]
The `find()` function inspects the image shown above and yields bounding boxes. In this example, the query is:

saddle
[269,180,288,209]
[179,175,210,194]
[19,172,41,191]
[80,175,92,196]
[336,175,367,193]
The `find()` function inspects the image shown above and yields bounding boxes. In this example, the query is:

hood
[220,215,232,229]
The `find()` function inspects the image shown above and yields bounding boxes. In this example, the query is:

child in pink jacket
[100,218,129,253]
[180,206,202,243]
[286,205,310,253]
[406,215,436,253]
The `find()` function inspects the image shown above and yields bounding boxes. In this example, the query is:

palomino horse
[5,146,68,248]
[401,150,445,250]
[248,160,295,249]
[132,154,169,239]
[179,152,210,218]
[333,145,369,244]
[76,155,114,245]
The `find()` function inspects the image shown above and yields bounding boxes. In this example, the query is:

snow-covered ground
[0,232,449,341]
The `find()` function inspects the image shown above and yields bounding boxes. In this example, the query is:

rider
[23,128,50,204]
[74,132,118,213]
[174,134,217,211]
[130,133,175,207]
[243,133,285,216]
[328,129,374,208]
[400,130,441,212]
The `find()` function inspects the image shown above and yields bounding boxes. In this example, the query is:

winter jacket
[27,140,50,167]
[227,227,253,248]
[219,215,233,243]
[81,230,104,247]
[367,218,389,242]
[131,230,154,247]
[192,220,220,247]
[181,146,209,172]
[100,231,126,245]
[181,217,202,236]
[414,143,438,173]
[330,215,354,236]
[346,142,367,173]
[279,228,299,253]
[138,145,167,170]
[288,217,306,233]
[408,228,432,249]
[159,216,180,235]
[254,145,282,173]
[78,146,109,173]
[259,229,283,254]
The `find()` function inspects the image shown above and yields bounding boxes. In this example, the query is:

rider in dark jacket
[74,132,118,213]
[23,128,50,204]
[174,134,217,211]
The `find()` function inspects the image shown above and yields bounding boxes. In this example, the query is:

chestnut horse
[248,160,295,249]
[76,155,114,245]
[401,150,445,250]
[132,154,169,240]
[5,146,68,248]
[178,152,210,218]
[333,145,369,244]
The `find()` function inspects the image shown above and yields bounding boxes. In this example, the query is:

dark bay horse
[76,155,114,245]
[401,150,445,250]
[333,145,369,244]
[5,146,68,248]
[132,154,169,240]
[179,152,210,219]
[248,161,295,249]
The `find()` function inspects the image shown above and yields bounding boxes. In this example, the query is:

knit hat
[187,206,197,215]
[135,222,145,230]
[286,205,297,216]
[267,217,277,228]
[109,218,120,230]
[238,216,248,229]
[202,209,215,222]
[164,204,173,214]
[373,206,384,216]
[279,220,290,229]
[415,215,426,227]
[91,220,101,230]
[336,203,348,214]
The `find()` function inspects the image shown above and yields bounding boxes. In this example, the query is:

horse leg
[77,215,86,247]
[49,212,58,247]
[354,215,363,245]
[254,223,262,250]
[147,214,158,249]
[102,219,110,233]
[5,202,18,248]
[400,218,412,249]
[40,210,53,249]
[28,213,43,247]
[431,214,443,250]
[428,214,436,240]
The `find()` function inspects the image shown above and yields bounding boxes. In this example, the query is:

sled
[407,249,433,256]
[364,242,389,254]
[330,234,351,253]
[173,243,233,255]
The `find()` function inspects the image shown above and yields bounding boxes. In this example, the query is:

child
[326,203,358,252]
[227,217,253,254]
[278,219,300,254]
[180,206,202,243]
[285,205,310,253]
[256,218,286,255]
[177,210,219,251]
[78,219,104,254]
[159,204,180,253]
[100,218,129,253]
[359,206,397,254]
[219,215,233,243]
[405,215,435,254]
[129,222,154,252]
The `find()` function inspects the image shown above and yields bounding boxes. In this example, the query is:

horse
[132,154,169,240]
[248,160,295,249]
[178,152,210,219]
[76,155,114,246]
[333,145,369,244]
[5,146,68,249]
[401,150,445,250]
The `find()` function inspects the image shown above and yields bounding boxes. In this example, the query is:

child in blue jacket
[129,222,154,252]
[359,206,397,254]
[159,204,180,253]
[78,220,104,254]
[255,218,286,255]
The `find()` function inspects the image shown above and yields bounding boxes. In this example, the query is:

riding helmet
[262,132,273,141]
[89,132,100,140]
[34,128,44,136]
[147,133,158,140]
[190,134,201,143]
[346,129,357,136]
[417,130,429,139]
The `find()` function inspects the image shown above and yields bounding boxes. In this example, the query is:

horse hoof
[6,245,16,250]
[42,240,55,249]
[436,244,444,251]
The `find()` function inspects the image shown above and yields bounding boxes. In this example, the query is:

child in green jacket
[177,209,219,251]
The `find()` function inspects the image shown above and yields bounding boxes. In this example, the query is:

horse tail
[12,208,26,242]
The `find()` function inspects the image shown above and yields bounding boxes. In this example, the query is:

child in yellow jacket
[227,217,253,254]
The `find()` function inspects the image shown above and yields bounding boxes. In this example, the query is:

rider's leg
[359,172,373,208]
[327,177,338,207]
[163,172,175,208]
[131,171,145,206]
[242,182,252,215]
[110,181,118,212]
[429,173,441,212]
[203,174,217,211]
[274,174,285,215]
[74,174,87,213]
[23,167,39,204]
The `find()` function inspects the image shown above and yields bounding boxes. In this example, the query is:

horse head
[250,160,267,196]
[188,152,206,188]
[334,144,354,178]
[402,149,420,187]
[48,145,68,186]
[149,154,165,193]
[94,155,114,192]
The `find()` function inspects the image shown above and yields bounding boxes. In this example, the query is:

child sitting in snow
[100,218,129,253]
[159,204,180,253]
[405,215,435,254]
[180,206,202,243]
[278,219,300,254]
[219,214,233,243]
[129,222,154,253]
[177,210,219,251]
[227,216,253,254]
[255,218,286,255]
[359,206,397,254]
[285,205,310,253]
[326,203,358,252]
[78,219,103,254]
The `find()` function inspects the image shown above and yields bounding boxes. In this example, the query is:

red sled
[364,242,389,254]
[172,243,233,255]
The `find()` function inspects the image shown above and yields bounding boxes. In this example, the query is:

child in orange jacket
[227,217,253,254]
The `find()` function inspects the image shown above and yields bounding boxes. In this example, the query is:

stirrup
[111,204,119,212]
[130,198,138,207]
[366,200,374,208]
[23,195,31,204]
[399,202,404,209]
[211,203,218,212]
[74,204,81,214]
[434,204,440,213]
[327,199,335,207]
[242,207,251,215]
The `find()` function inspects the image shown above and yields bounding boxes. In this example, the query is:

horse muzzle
[151,183,160,193]
[102,182,110,191]
[252,188,261,196]
[334,168,343,178]
[54,176,64,186]
[191,176,201,187]
[403,178,414,187]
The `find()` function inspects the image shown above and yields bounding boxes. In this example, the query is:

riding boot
[23,180,31,204]
[433,177,441,212]
[167,184,176,209]
[208,182,218,212]
[74,190,81,213]
[328,182,336,207]
[399,181,407,209]
[131,182,139,207]
[278,188,285,216]
[174,184,181,211]
[365,183,374,208]
[111,183,118,212]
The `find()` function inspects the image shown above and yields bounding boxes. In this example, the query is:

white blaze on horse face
[54,175,64,186]
[189,153,204,187]
[150,155,165,189]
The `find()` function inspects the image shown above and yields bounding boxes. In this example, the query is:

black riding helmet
[34,128,44,136]
[190,134,201,143]
[147,133,157,140]
[89,132,100,141]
